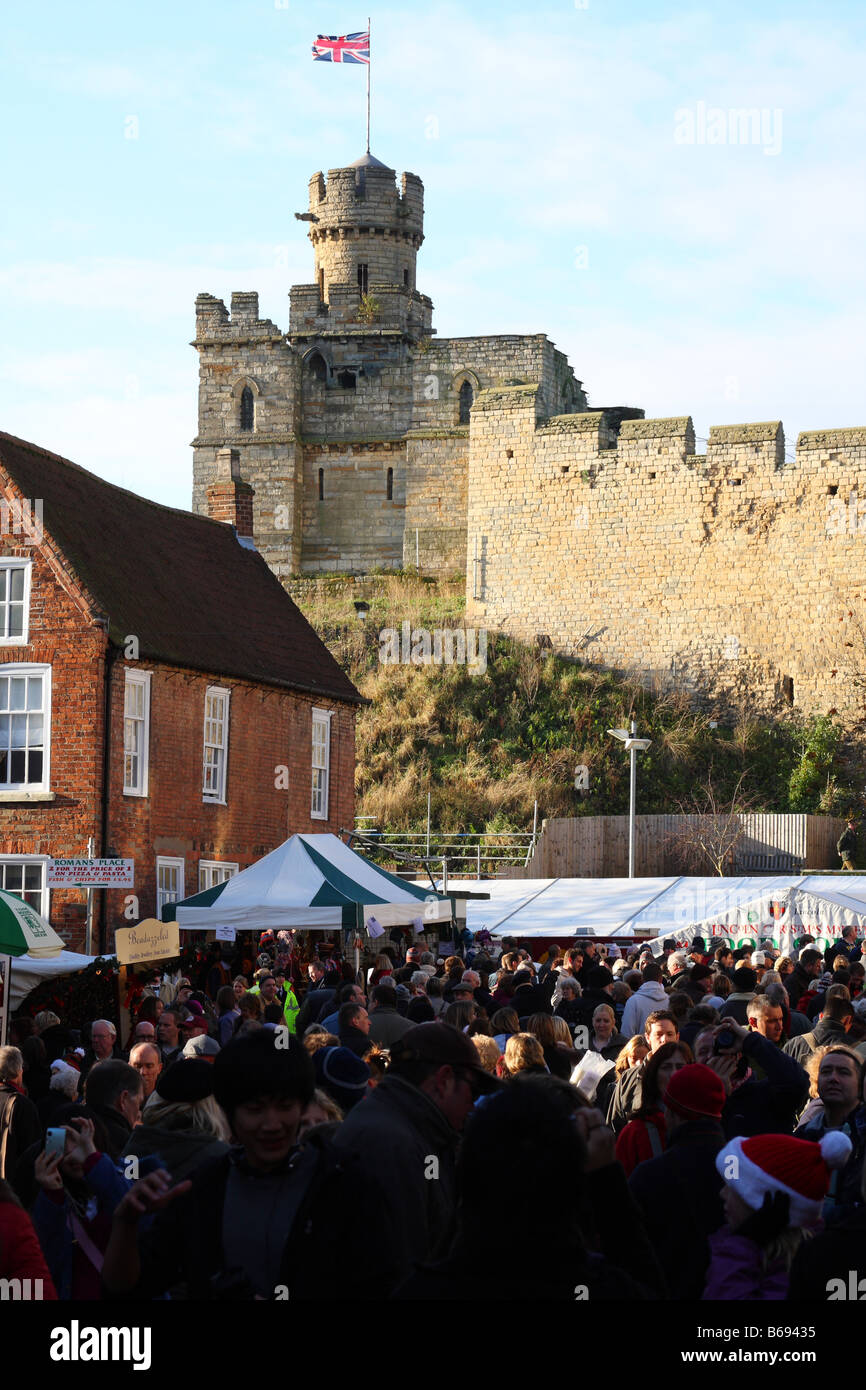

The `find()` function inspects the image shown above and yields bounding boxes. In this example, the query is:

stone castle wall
[465,387,866,718]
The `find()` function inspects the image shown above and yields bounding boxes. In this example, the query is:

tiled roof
[0,432,362,705]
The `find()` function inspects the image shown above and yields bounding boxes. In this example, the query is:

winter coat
[787,1207,866,1300]
[338,1024,373,1058]
[720,1031,809,1138]
[0,1084,41,1186]
[333,1072,460,1285]
[795,1103,866,1224]
[719,993,756,1026]
[512,974,557,1020]
[367,1006,418,1048]
[122,1123,229,1183]
[785,964,816,1010]
[621,982,669,1039]
[702,1228,791,1300]
[115,1133,401,1299]
[628,1118,726,1300]
[32,1151,131,1300]
[0,1195,57,1297]
[783,1016,851,1066]
[615,1110,666,1177]
[606,1063,645,1134]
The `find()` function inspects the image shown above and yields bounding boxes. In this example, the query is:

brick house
[0,432,361,953]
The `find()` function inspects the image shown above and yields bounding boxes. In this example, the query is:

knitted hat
[663,1064,727,1120]
[156,1058,215,1103]
[313,1046,370,1112]
[716,1132,853,1227]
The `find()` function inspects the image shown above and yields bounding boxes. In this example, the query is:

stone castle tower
[191,152,606,577]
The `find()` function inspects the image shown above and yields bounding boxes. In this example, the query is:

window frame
[311,707,332,821]
[198,860,239,891]
[202,685,230,805]
[0,558,32,647]
[0,854,49,918]
[0,662,51,793]
[122,669,151,798]
[156,856,185,914]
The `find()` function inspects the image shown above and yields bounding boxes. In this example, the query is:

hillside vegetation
[292,572,862,836]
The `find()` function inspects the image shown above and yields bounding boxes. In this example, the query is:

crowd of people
[2,925,866,1302]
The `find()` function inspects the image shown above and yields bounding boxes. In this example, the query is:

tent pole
[0,953,10,1045]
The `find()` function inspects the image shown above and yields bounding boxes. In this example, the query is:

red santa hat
[716,1132,853,1228]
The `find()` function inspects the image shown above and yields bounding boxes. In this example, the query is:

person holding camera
[692,1019,809,1138]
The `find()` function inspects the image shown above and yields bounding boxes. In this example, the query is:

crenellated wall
[465,387,866,718]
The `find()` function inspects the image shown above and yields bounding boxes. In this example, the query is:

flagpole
[366,16,371,154]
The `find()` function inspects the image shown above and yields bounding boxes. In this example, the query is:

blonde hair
[304,1088,344,1125]
[615,1035,650,1076]
[503,1033,545,1075]
[472,1035,501,1074]
[303,1032,340,1056]
[549,1016,573,1046]
[142,1090,231,1143]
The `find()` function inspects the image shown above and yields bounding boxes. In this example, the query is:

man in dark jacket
[693,1019,809,1137]
[783,992,855,1066]
[628,1064,727,1299]
[295,961,337,1035]
[719,967,757,1025]
[333,1022,500,1291]
[83,1060,144,1160]
[367,985,417,1047]
[103,1030,400,1299]
[786,949,824,1010]
[0,1047,41,1185]
[837,821,858,870]
[572,967,615,1030]
[511,968,557,1021]
[337,1003,372,1058]
[795,1045,866,1225]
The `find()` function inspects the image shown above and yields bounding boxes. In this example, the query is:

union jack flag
[312,31,370,64]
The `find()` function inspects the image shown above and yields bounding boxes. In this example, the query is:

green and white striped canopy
[0,889,65,958]
[161,833,453,932]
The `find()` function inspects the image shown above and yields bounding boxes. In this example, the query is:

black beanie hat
[155,1058,215,1104]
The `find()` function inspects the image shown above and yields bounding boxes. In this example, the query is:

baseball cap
[389,1023,502,1095]
[182,1034,221,1058]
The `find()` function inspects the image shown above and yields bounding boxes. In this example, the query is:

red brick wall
[103,661,357,951]
[0,541,108,949]
[0,539,357,955]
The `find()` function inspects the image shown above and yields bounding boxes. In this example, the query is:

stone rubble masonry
[465,387,866,719]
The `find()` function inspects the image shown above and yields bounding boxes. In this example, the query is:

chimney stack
[206,448,255,539]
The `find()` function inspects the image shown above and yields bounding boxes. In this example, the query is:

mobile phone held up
[45,1128,66,1160]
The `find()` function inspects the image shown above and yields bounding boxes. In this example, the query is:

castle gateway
[192,151,866,721]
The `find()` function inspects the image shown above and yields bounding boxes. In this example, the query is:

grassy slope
[293,573,862,834]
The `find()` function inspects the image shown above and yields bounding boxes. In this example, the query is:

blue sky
[1,0,864,504]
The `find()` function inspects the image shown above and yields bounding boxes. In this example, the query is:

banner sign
[48,859,135,889]
[214,924,237,942]
[115,919,180,966]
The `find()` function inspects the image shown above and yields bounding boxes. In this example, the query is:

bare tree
[665,769,758,876]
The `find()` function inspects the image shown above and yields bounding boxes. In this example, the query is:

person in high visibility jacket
[254,972,300,1035]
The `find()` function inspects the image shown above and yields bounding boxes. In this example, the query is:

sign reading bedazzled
[47,859,135,888]
[115,919,180,965]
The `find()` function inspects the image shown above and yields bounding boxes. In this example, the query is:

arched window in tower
[458,380,474,426]
[357,263,369,297]
[387,467,393,500]
[318,468,324,501]
[240,386,254,431]
[307,352,327,383]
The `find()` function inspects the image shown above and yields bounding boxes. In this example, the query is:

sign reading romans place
[48,859,135,888]
[114,919,180,966]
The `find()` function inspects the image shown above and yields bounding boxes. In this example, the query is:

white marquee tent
[452,874,866,948]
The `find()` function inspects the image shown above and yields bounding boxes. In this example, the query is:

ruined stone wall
[465,388,866,718]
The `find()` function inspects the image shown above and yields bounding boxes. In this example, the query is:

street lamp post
[607,719,652,878]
